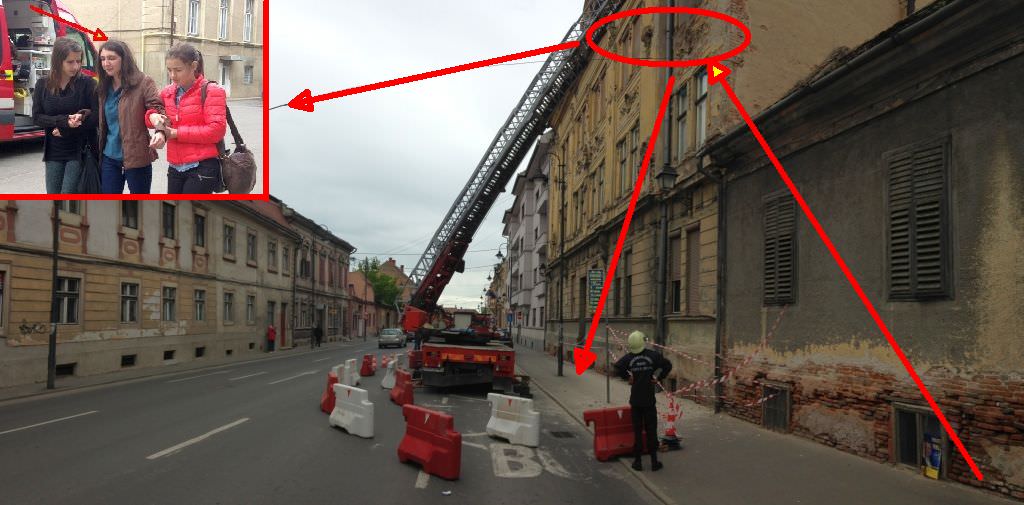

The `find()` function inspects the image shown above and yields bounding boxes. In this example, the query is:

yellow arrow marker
[707,62,731,86]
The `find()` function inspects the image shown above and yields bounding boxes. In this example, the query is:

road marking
[268,370,318,384]
[0,410,98,436]
[415,470,430,489]
[441,396,448,404]
[462,432,489,438]
[146,418,249,460]
[462,441,488,451]
[228,371,267,381]
[167,371,230,383]
[450,394,487,403]
[312,357,332,362]
[490,443,542,478]
[537,448,575,479]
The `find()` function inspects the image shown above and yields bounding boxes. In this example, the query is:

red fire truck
[1,0,98,143]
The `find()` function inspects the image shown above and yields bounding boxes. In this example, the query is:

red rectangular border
[1,0,271,202]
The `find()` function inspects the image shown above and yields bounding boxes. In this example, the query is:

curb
[520,361,678,505]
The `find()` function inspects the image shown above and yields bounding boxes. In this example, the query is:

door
[219,61,231,96]
[280,303,288,347]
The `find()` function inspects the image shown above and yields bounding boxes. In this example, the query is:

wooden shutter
[764,194,796,305]
[888,138,950,300]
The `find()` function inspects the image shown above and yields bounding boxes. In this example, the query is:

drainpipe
[696,153,726,414]
[654,2,675,347]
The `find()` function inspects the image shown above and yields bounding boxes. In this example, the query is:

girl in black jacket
[32,37,98,194]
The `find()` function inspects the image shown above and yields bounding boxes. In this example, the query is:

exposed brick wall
[718,357,1024,500]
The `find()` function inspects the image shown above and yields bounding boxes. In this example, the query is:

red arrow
[708,62,984,481]
[29,5,107,41]
[288,41,580,112]
[573,75,676,374]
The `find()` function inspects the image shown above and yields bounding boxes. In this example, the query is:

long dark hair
[97,39,142,90]
[46,37,83,95]
[166,42,204,77]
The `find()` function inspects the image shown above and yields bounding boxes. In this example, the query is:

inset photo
[0,0,266,196]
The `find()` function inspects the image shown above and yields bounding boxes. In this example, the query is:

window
[282,246,290,273]
[686,228,702,315]
[597,162,604,209]
[617,139,627,195]
[695,69,708,146]
[246,232,257,263]
[246,295,255,324]
[56,201,81,214]
[218,0,229,40]
[243,0,255,42]
[223,292,234,322]
[629,123,640,184]
[0,271,5,328]
[268,241,277,270]
[887,138,951,301]
[121,201,138,229]
[194,290,206,321]
[162,203,176,239]
[612,277,620,316]
[674,85,688,158]
[56,277,79,324]
[539,307,544,326]
[162,287,176,321]
[244,65,253,84]
[267,301,276,327]
[670,235,681,313]
[623,250,632,315]
[194,214,206,247]
[121,354,137,367]
[121,282,139,323]
[188,0,201,36]
[894,404,944,477]
[164,350,175,361]
[764,194,796,306]
[223,223,235,256]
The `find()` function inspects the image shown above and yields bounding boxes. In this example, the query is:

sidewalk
[0,337,352,404]
[514,345,1017,505]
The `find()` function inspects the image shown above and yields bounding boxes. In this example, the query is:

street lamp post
[547,146,566,377]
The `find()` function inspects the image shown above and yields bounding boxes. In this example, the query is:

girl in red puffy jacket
[147,43,226,194]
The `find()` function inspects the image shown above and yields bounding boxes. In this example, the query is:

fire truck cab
[0,0,97,143]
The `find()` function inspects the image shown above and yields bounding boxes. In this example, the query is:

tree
[357,257,402,307]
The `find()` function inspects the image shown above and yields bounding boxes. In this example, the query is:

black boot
[632,459,643,471]
[651,458,663,472]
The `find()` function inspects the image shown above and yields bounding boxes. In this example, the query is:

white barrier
[395,352,408,371]
[329,384,374,438]
[486,393,541,448]
[340,358,360,387]
[381,360,396,389]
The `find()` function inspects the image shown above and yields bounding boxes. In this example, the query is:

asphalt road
[0,339,660,505]
[0,98,264,195]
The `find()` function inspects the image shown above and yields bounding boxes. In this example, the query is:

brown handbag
[202,82,257,194]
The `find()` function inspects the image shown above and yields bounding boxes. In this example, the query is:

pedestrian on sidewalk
[96,39,164,194]
[314,324,324,348]
[32,37,98,194]
[147,43,226,194]
[614,330,672,472]
[267,324,276,352]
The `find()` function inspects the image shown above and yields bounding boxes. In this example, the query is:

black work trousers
[631,405,659,462]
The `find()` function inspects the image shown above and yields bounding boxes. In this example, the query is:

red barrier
[583,405,647,461]
[408,350,423,370]
[319,371,340,414]
[397,404,461,480]
[390,369,414,406]
[360,354,376,377]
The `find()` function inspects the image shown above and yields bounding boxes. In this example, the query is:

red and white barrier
[329,384,374,438]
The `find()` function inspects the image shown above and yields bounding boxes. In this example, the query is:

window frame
[120,281,139,324]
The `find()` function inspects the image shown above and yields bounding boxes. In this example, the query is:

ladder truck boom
[402,0,622,333]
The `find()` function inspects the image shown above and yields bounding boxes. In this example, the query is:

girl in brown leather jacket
[96,39,165,194]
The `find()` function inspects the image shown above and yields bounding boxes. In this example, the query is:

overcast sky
[270,1,584,309]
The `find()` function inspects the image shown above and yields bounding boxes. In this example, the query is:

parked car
[377,328,407,349]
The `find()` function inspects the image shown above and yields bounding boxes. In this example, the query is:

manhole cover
[549,431,576,438]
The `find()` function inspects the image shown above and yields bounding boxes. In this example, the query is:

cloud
[270,0,581,306]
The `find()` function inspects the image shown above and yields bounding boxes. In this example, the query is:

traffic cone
[660,398,682,451]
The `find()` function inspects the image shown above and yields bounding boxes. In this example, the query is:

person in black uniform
[614,330,673,471]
